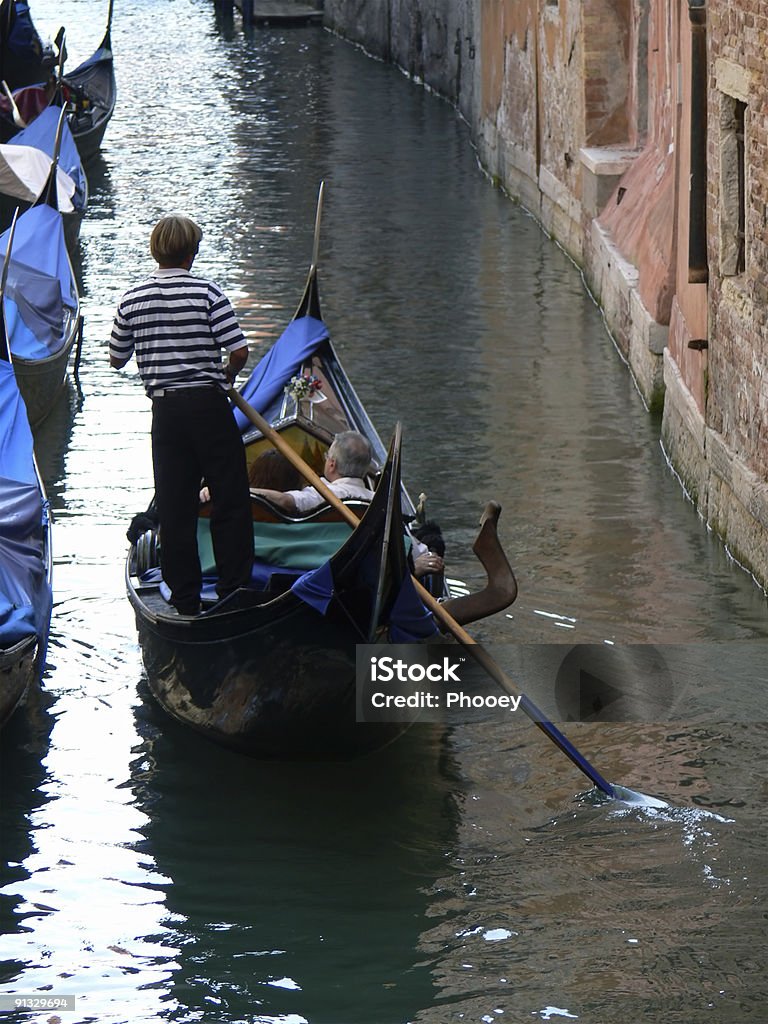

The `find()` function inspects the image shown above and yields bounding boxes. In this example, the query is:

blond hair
[150,216,203,266]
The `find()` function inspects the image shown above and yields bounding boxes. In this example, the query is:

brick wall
[707,1,768,477]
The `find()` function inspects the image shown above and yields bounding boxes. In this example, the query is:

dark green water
[1,2,767,1021]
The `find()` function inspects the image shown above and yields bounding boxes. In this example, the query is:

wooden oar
[228,388,615,797]
[0,207,19,297]
[1,81,26,128]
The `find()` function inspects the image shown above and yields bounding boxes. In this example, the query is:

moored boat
[0,1,114,162]
[125,185,517,759]
[0,103,88,252]
[62,0,116,163]
[0,0,58,97]
[0,133,82,428]
[0,212,53,728]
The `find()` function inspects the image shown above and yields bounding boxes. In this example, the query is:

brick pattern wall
[707,1,768,475]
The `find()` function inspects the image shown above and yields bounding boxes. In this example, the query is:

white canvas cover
[0,143,75,211]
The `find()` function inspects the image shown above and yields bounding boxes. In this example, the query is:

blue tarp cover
[0,203,76,359]
[291,560,335,615]
[0,357,51,651]
[69,45,112,75]
[388,573,439,642]
[8,105,87,209]
[234,315,329,432]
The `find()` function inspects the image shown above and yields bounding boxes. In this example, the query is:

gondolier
[110,215,253,616]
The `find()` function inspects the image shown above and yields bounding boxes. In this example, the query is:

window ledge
[579,146,642,176]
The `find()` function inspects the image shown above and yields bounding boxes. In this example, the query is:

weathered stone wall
[323,0,768,588]
[325,0,667,398]
[706,8,768,477]
[323,0,476,114]
[582,0,631,145]
[682,1,768,582]
[474,1,542,219]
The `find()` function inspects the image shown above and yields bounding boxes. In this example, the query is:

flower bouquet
[284,372,323,401]
[282,372,326,419]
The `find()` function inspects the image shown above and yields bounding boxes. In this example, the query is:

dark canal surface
[2,1,768,1021]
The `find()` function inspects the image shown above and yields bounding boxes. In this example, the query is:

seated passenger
[200,449,303,504]
[251,430,375,514]
[248,449,303,491]
[411,519,445,579]
[250,430,446,579]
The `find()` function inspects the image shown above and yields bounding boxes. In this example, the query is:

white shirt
[287,476,374,514]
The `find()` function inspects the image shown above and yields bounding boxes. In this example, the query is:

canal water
[2,1,768,1022]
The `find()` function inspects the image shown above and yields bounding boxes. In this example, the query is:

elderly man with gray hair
[252,430,375,514]
[251,429,445,578]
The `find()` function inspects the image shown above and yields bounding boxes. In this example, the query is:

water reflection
[0,696,54,988]
[130,710,459,1022]
[413,720,768,1022]
[31,379,80,510]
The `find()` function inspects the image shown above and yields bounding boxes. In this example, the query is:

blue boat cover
[8,105,87,210]
[0,355,51,652]
[69,45,112,75]
[291,560,334,615]
[6,2,43,60]
[233,315,329,432]
[388,573,439,642]
[0,203,76,359]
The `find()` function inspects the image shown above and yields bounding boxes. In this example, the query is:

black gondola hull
[128,432,416,759]
[0,635,37,727]
[133,596,407,759]
[11,328,77,428]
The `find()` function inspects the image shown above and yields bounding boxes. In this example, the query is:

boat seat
[196,514,354,593]
[248,493,372,524]
[199,493,371,525]
[139,497,373,601]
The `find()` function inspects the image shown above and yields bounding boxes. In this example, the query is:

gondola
[0,0,62,140]
[0,0,55,97]
[0,2,114,162]
[0,102,88,252]
[0,211,53,728]
[0,116,81,428]
[125,185,517,759]
[62,0,116,164]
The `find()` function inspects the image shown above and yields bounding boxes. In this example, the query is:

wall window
[719,93,747,277]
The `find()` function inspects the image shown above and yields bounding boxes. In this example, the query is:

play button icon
[555,645,673,722]
[578,668,625,720]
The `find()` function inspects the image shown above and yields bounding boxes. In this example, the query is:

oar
[0,206,18,298]
[228,388,615,797]
[310,180,324,272]
[1,80,26,128]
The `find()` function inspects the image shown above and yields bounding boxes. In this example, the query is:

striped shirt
[110,268,247,398]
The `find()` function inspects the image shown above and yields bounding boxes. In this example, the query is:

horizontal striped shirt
[110,268,247,398]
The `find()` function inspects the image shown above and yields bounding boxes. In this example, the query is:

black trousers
[151,388,253,610]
